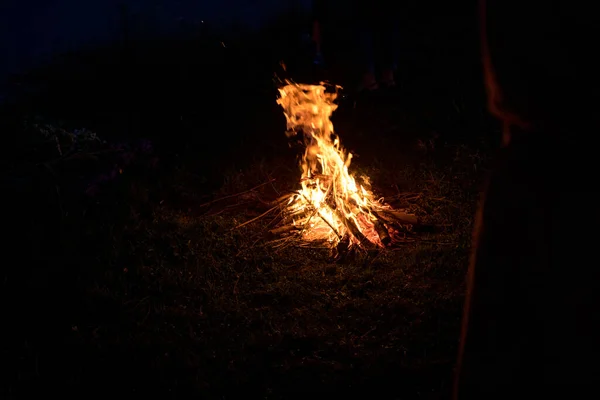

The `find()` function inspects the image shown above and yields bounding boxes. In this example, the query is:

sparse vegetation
[2,106,491,398]
[1,8,495,397]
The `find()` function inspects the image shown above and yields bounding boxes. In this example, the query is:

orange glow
[277,81,394,249]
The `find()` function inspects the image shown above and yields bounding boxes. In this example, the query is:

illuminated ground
[1,20,495,398]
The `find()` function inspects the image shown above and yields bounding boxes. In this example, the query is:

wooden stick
[334,206,372,249]
[379,210,419,225]
[199,179,275,208]
[298,191,341,239]
[266,193,295,207]
[231,205,277,230]
[317,209,342,239]
[372,218,391,245]
[269,224,301,235]
[301,177,334,234]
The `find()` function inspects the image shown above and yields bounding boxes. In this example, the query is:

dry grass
[0,8,494,395]
[58,138,487,398]
[1,107,492,398]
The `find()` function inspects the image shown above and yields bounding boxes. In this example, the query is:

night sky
[0,0,312,90]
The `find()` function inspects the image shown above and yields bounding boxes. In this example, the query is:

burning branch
[267,81,419,250]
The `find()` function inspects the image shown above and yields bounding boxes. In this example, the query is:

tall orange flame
[277,82,391,248]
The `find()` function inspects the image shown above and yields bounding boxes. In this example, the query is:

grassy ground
[1,98,493,398]
[1,12,497,398]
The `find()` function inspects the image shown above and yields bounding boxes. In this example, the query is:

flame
[277,82,391,248]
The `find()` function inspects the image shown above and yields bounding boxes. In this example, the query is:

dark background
[0,0,493,191]
[1,1,495,398]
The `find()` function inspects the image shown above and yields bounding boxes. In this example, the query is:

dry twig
[199,179,275,208]
[232,205,278,230]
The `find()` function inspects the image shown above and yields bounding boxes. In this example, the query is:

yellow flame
[277,82,389,248]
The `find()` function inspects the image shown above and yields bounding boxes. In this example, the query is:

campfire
[270,81,417,251]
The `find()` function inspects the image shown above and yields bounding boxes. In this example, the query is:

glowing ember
[276,81,396,249]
